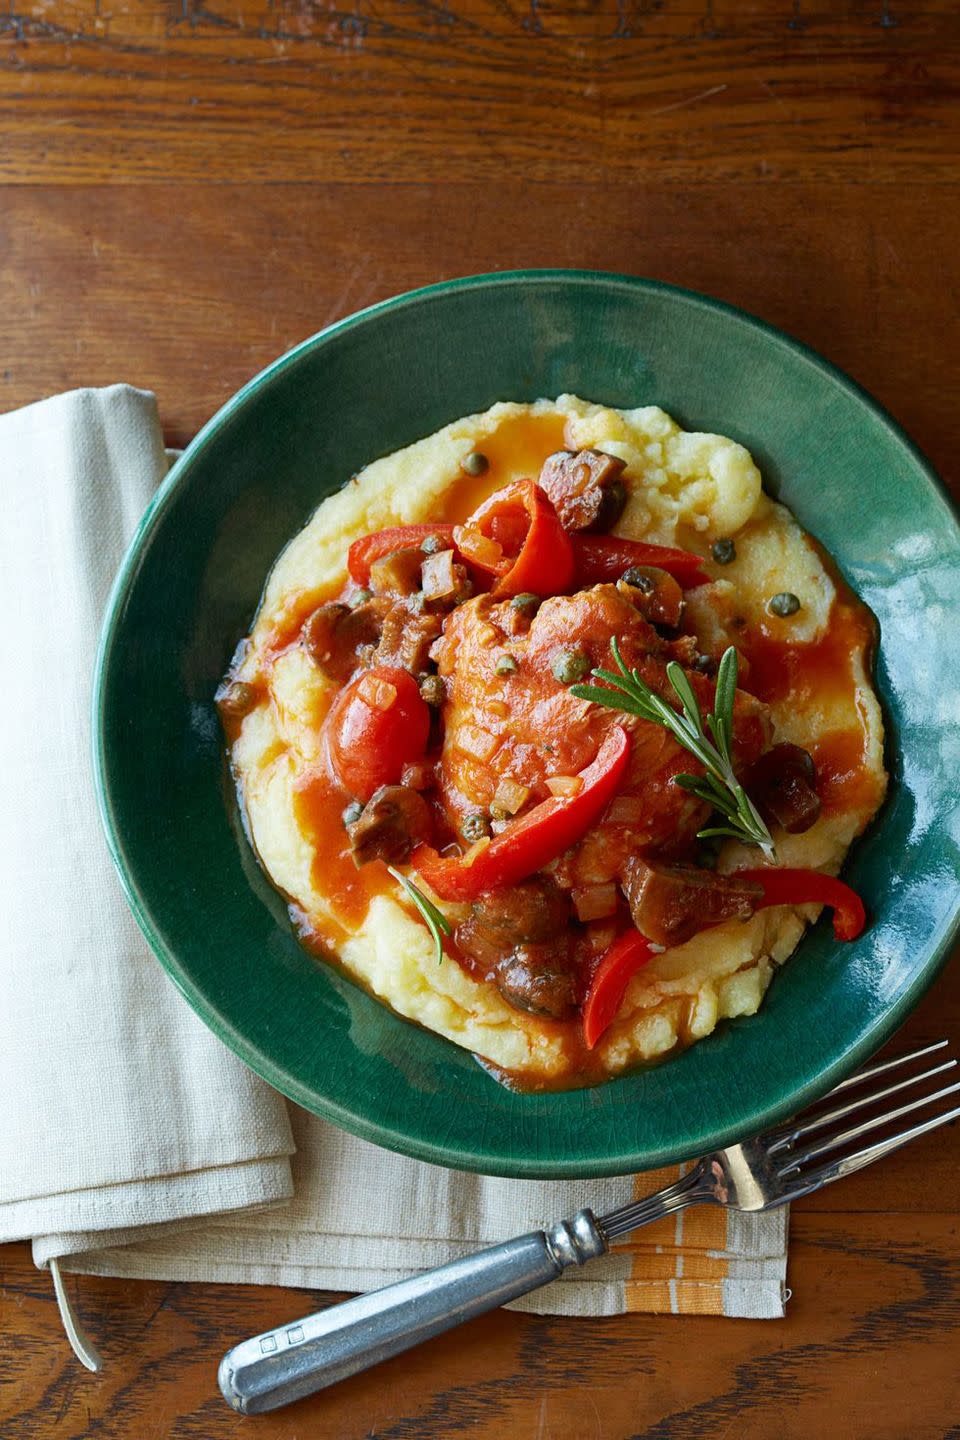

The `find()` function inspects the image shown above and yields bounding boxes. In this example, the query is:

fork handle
[218,1209,607,1414]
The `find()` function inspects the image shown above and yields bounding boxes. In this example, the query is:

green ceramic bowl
[95,271,960,1178]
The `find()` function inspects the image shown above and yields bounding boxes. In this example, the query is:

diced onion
[358,674,397,711]
[493,778,530,815]
[457,725,499,762]
[572,884,618,921]
[454,526,503,569]
[545,774,584,798]
[461,836,492,867]
[605,795,648,824]
[421,548,458,599]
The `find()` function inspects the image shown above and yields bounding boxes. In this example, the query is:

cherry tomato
[326,666,431,802]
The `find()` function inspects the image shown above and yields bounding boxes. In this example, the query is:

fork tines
[773,1039,960,1194]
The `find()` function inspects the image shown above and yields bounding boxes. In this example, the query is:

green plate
[94,271,960,1178]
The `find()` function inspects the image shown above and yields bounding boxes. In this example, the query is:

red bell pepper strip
[737,866,866,941]
[582,930,655,1050]
[412,725,631,903]
[454,480,575,597]
[347,525,457,588]
[348,512,706,597]
[572,536,709,590]
[582,865,865,1049]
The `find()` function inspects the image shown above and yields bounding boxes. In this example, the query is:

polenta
[218,397,886,1088]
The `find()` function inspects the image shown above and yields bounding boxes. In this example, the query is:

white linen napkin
[59,1109,788,1320]
[0,387,296,1356]
[0,387,787,1361]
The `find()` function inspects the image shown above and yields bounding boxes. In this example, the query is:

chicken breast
[433,583,770,878]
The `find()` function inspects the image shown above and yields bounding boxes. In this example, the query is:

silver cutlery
[219,1039,959,1415]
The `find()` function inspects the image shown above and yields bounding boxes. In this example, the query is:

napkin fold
[0,386,787,1352]
[0,387,297,1265]
[59,1111,788,1320]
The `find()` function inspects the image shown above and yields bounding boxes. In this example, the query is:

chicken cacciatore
[220,443,867,1057]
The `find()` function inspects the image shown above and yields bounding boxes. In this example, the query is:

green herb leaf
[387,866,452,965]
[713,646,738,761]
[571,642,777,862]
[672,772,708,794]
[665,660,704,737]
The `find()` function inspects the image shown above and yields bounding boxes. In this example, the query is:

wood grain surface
[2,0,960,185]
[3,975,960,1439]
[2,1,960,1436]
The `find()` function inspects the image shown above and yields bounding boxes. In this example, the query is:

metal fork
[218,1040,960,1415]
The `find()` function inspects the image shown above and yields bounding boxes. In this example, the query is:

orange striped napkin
[611,1165,788,1317]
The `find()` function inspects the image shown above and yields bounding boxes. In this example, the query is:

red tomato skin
[326,667,431,802]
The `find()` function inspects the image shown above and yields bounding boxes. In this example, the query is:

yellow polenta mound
[226,396,886,1085]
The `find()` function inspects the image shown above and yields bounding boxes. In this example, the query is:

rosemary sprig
[387,866,452,965]
[571,639,777,862]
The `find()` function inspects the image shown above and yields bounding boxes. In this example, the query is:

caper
[420,533,445,555]
[495,653,518,676]
[349,587,374,608]
[461,451,489,477]
[419,674,445,706]
[552,648,590,685]
[692,653,716,675]
[342,800,363,827]
[592,478,628,532]
[621,566,656,594]
[461,812,491,842]
[711,538,736,565]
[768,591,801,618]
[510,592,541,616]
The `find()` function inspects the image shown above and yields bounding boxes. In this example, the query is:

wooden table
[2,3,960,1434]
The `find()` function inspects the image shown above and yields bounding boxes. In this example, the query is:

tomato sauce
[810,726,884,818]
[737,596,875,709]
[435,411,569,521]
[291,766,497,988]
[737,572,881,821]
[292,770,392,941]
